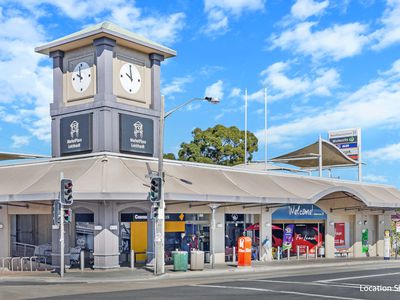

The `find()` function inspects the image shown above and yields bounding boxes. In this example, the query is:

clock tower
[35,22,176,158]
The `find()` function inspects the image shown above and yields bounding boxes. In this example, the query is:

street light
[153,95,220,275]
[164,97,220,119]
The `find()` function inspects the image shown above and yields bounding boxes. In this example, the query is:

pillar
[49,50,64,157]
[325,213,335,258]
[259,208,272,258]
[353,213,363,257]
[93,201,120,269]
[146,212,155,264]
[0,205,9,258]
[149,53,164,112]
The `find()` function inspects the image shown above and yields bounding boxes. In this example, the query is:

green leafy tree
[178,125,258,166]
[163,153,176,160]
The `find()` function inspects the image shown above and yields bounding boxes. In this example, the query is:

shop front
[272,204,327,257]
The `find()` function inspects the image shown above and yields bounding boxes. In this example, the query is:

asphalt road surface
[2,264,400,299]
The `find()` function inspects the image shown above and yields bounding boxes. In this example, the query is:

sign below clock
[60,113,93,155]
[120,113,154,155]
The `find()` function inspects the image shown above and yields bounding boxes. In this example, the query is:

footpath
[0,257,399,284]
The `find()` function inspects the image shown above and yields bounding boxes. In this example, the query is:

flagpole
[264,88,268,170]
[244,88,248,164]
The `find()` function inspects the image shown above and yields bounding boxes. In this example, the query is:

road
[1,263,400,299]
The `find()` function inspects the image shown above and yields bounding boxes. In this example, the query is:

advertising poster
[292,224,322,254]
[282,224,294,251]
[384,230,391,260]
[334,223,346,246]
[362,229,369,253]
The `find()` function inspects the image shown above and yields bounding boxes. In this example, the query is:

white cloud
[161,76,192,95]
[371,0,400,50]
[365,143,400,162]
[0,11,52,142]
[203,0,264,36]
[291,0,329,20]
[5,1,186,45]
[11,135,30,148]
[205,80,224,100]
[249,61,340,102]
[363,174,388,183]
[229,87,242,98]
[256,59,400,146]
[270,21,370,61]
[110,6,186,45]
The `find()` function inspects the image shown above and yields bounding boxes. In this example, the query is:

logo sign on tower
[328,128,361,161]
[120,113,154,155]
[60,113,92,155]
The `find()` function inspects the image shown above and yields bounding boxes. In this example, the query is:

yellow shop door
[130,221,147,262]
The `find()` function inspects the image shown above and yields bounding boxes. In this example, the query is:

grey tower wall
[49,37,164,158]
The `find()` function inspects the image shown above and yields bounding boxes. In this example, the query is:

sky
[0,0,400,186]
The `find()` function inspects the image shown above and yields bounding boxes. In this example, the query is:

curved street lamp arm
[164,98,205,119]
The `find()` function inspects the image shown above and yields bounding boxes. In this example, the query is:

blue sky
[0,0,400,186]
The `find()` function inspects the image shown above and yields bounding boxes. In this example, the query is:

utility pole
[59,172,64,277]
[154,95,166,275]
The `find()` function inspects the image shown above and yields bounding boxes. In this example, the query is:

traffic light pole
[59,172,65,278]
[155,95,165,275]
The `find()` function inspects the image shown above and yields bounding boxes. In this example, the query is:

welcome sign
[272,204,327,220]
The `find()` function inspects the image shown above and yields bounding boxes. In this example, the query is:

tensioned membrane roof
[0,153,399,208]
[270,139,357,169]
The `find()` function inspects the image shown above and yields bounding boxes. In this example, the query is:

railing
[12,242,36,258]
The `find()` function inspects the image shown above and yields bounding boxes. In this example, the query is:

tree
[163,153,176,160]
[178,125,258,166]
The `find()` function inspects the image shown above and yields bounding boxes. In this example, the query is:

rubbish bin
[172,251,188,271]
[190,250,204,271]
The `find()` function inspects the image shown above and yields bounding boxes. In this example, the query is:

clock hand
[78,66,82,81]
[125,73,133,81]
[129,65,133,81]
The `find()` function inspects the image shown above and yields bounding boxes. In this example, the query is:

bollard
[11,257,19,271]
[315,247,318,259]
[30,256,37,272]
[306,246,309,259]
[297,246,300,260]
[277,246,281,260]
[287,248,290,260]
[80,250,85,271]
[233,247,236,262]
[130,249,135,270]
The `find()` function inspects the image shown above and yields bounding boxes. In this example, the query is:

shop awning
[270,139,357,169]
[0,152,49,161]
[0,152,399,208]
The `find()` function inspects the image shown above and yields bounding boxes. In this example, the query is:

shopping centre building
[1,22,400,269]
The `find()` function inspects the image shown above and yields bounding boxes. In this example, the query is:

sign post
[328,128,361,182]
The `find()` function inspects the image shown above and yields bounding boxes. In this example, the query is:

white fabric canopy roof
[0,153,399,208]
[270,139,357,169]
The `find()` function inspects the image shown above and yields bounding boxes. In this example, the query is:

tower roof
[35,21,176,58]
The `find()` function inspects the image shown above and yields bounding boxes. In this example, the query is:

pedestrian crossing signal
[149,177,162,203]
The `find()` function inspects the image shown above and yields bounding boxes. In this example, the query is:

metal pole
[60,172,64,278]
[264,87,268,170]
[130,249,135,270]
[318,135,323,177]
[358,128,362,182]
[297,246,300,260]
[155,96,166,276]
[80,250,84,271]
[233,246,236,262]
[287,248,290,260]
[277,246,280,260]
[244,88,248,164]
[315,247,318,259]
[306,246,309,259]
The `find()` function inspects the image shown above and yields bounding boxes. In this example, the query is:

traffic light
[64,208,72,223]
[60,179,73,205]
[151,206,159,220]
[149,177,162,203]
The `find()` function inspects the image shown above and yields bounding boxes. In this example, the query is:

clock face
[119,63,141,94]
[71,61,91,93]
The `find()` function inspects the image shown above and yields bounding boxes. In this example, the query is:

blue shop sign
[272,204,327,220]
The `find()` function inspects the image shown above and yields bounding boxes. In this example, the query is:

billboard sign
[334,223,346,246]
[119,113,154,156]
[328,128,360,161]
[60,113,93,155]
